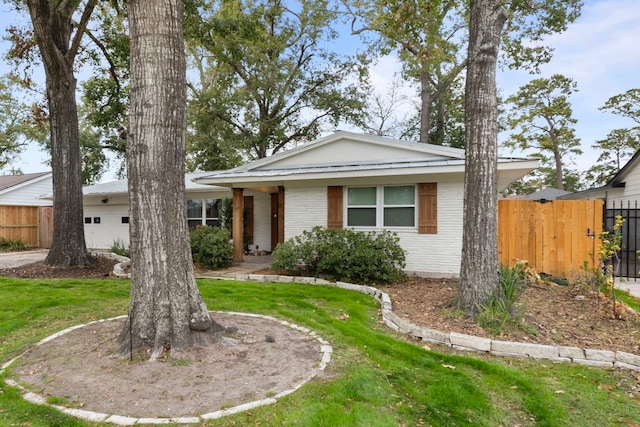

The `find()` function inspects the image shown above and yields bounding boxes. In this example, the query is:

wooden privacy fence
[498,199,603,278]
[0,205,53,248]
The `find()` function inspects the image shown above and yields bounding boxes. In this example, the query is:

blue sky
[0,0,638,181]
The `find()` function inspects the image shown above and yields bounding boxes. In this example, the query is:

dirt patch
[379,277,640,355]
[11,312,324,419]
[0,255,117,279]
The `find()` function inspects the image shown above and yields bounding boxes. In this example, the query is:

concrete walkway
[616,278,640,298]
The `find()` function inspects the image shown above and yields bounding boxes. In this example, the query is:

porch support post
[232,188,244,262]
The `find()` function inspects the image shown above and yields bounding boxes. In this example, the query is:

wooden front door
[271,187,285,250]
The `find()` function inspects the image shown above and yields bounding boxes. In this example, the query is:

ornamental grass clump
[271,226,406,284]
[477,263,531,335]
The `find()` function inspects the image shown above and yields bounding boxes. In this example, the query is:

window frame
[187,198,221,228]
[345,185,417,229]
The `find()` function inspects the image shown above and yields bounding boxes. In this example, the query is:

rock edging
[1,313,332,426]
[230,273,640,371]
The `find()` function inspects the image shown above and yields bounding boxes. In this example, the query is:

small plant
[190,226,233,269]
[271,226,406,284]
[0,237,28,252]
[477,263,529,335]
[110,239,130,258]
[598,215,626,319]
[171,358,193,367]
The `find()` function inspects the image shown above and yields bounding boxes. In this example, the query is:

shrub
[271,226,406,284]
[190,226,233,269]
[0,237,28,252]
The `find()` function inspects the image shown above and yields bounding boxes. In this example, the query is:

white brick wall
[284,186,327,239]
[283,182,464,276]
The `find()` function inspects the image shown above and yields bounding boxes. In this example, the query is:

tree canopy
[184,0,369,165]
[504,74,582,190]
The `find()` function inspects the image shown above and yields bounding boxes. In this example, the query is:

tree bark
[26,0,92,267]
[458,0,508,314]
[120,0,223,360]
[419,71,431,143]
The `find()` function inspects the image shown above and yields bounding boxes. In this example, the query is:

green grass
[0,277,639,426]
[614,288,640,312]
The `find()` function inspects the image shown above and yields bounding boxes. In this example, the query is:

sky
[0,0,638,182]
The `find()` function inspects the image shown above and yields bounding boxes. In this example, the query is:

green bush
[0,238,28,252]
[190,226,233,269]
[271,226,406,284]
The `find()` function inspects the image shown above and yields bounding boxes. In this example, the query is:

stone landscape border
[231,273,640,372]
[0,313,333,426]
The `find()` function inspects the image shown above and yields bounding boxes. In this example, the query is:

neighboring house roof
[522,188,573,201]
[0,172,51,194]
[83,171,229,197]
[559,150,640,200]
[194,131,538,190]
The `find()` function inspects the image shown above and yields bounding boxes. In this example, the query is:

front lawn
[1,277,638,426]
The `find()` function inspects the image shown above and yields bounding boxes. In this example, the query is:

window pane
[384,186,415,205]
[187,199,202,219]
[205,199,219,219]
[348,208,376,226]
[348,187,376,205]
[384,207,415,227]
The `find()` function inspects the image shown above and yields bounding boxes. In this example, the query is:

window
[121,217,129,224]
[187,198,221,229]
[346,185,416,228]
[84,217,92,224]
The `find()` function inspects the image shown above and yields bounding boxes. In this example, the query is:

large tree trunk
[27,0,92,267]
[119,0,223,360]
[458,0,508,314]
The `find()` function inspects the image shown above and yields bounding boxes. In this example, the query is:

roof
[0,172,51,193]
[194,131,538,189]
[83,171,229,197]
[559,149,640,200]
[522,188,573,201]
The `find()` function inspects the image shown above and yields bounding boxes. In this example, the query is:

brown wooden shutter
[418,183,437,234]
[327,186,343,229]
[244,195,254,244]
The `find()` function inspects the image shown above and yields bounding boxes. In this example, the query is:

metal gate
[605,201,640,278]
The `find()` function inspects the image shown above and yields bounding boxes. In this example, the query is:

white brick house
[194,132,538,276]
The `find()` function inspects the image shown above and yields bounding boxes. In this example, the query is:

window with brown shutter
[327,186,343,229]
[418,183,437,234]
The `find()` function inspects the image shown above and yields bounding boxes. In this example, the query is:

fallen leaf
[441,364,456,370]
[555,390,565,394]
[598,383,615,390]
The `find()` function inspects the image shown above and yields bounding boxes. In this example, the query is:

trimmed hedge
[272,226,406,284]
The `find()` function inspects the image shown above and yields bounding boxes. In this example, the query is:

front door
[270,188,285,250]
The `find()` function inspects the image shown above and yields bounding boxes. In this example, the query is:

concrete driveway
[0,249,48,268]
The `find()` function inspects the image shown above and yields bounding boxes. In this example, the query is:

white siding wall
[0,177,53,206]
[283,182,464,277]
